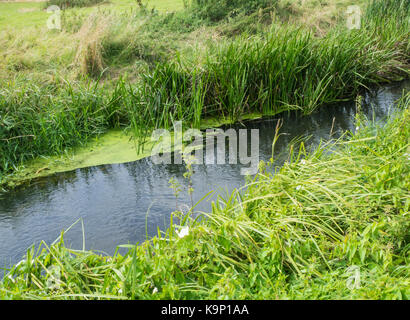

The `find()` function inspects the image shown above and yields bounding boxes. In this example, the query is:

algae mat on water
[5,129,158,187]
[3,112,264,188]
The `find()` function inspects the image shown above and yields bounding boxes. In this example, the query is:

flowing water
[0,81,408,273]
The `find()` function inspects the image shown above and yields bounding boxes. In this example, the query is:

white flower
[176,226,190,238]
[153,287,158,294]
[356,126,360,131]
[296,185,302,191]
[118,288,123,294]
[300,160,306,165]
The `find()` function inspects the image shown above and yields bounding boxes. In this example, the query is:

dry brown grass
[74,13,110,77]
[276,0,368,35]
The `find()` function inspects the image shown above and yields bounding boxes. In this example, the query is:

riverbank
[1,0,409,190]
[1,89,408,299]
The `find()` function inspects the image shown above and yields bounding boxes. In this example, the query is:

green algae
[3,129,157,189]
[2,112,272,189]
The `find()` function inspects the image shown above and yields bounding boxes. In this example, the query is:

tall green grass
[1,90,408,299]
[365,0,410,24]
[0,79,120,174]
[137,2,409,124]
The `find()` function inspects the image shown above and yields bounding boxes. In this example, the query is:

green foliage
[0,80,118,175]
[0,0,409,300]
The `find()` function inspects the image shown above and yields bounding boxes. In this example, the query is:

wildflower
[176,226,189,238]
[300,159,306,165]
[296,185,302,191]
[153,287,158,294]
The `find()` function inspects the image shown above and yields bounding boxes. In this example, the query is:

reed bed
[139,0,410,124]
[1,90,408,299]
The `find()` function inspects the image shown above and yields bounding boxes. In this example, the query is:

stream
[0,80,408,273]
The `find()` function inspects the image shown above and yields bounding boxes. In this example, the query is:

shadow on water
[0,80,408,273]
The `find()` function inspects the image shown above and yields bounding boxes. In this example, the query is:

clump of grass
[1,90,408,300]
[100,10,170,68]
[365,0,410,25]
[70,9,174,77]
[74,14,110,77]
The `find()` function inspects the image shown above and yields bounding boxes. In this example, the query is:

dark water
[0,81,408,272]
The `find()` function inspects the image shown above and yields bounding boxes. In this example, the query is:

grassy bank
[1,0,409,188]
[1,90,408,299]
